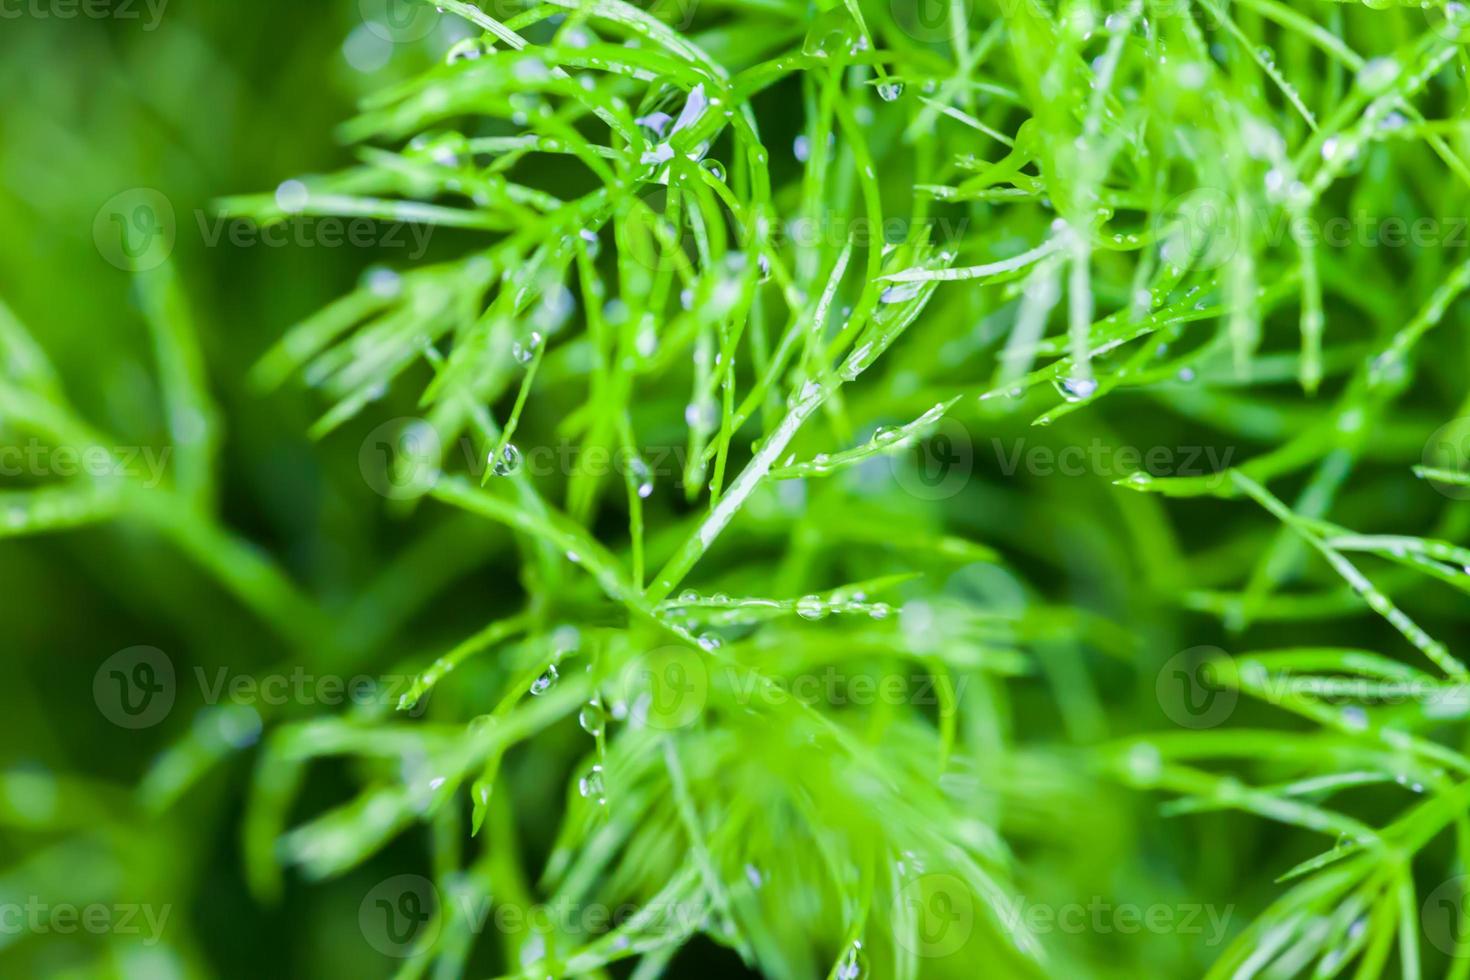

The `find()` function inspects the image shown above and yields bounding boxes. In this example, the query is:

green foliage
[7,0,1470,977]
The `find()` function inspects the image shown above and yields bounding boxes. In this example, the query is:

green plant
[7,0,1470,976]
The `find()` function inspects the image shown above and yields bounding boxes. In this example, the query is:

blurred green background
[0,4,507,976]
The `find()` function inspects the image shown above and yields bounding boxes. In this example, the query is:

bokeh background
[1,4,518,976]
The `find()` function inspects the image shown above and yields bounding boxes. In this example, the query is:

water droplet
[579,702,605,736]
[876,81,905,101]
[534,285,575,332]
[868,603,891,620]
[530,664,559,695]
[1053,375,1099,402]
[1379,110,1409,133]
[635,323,658,357]
[685,398,718,430]
[578,764,606,803]
[275,179,308,214]
[512,331,542,364]
[697,633,722,651]
[1321,135,1357,165]
[629,457,654,498]
[490,444,522,476]
[1126,743,1162,782]
[579,228,601,259]
[880,281,923,304]
[361,265,401,298]
[513,57,550,81]
[447,37,489,63]
[700,159,727,182]
[1358,57,1400,94]
[679,589,700,603]
[836,941,865,980]
[796,595,826,620]
[802,10,857,58]
[793,135,812,162]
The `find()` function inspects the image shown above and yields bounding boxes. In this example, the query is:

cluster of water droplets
[835,941,866,980]
[792,590,891,621]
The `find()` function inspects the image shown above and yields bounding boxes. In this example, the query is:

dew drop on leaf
[530,663,558,695]
[796,595,826,621]
[578,701,605,736]
[490,444,521,476]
